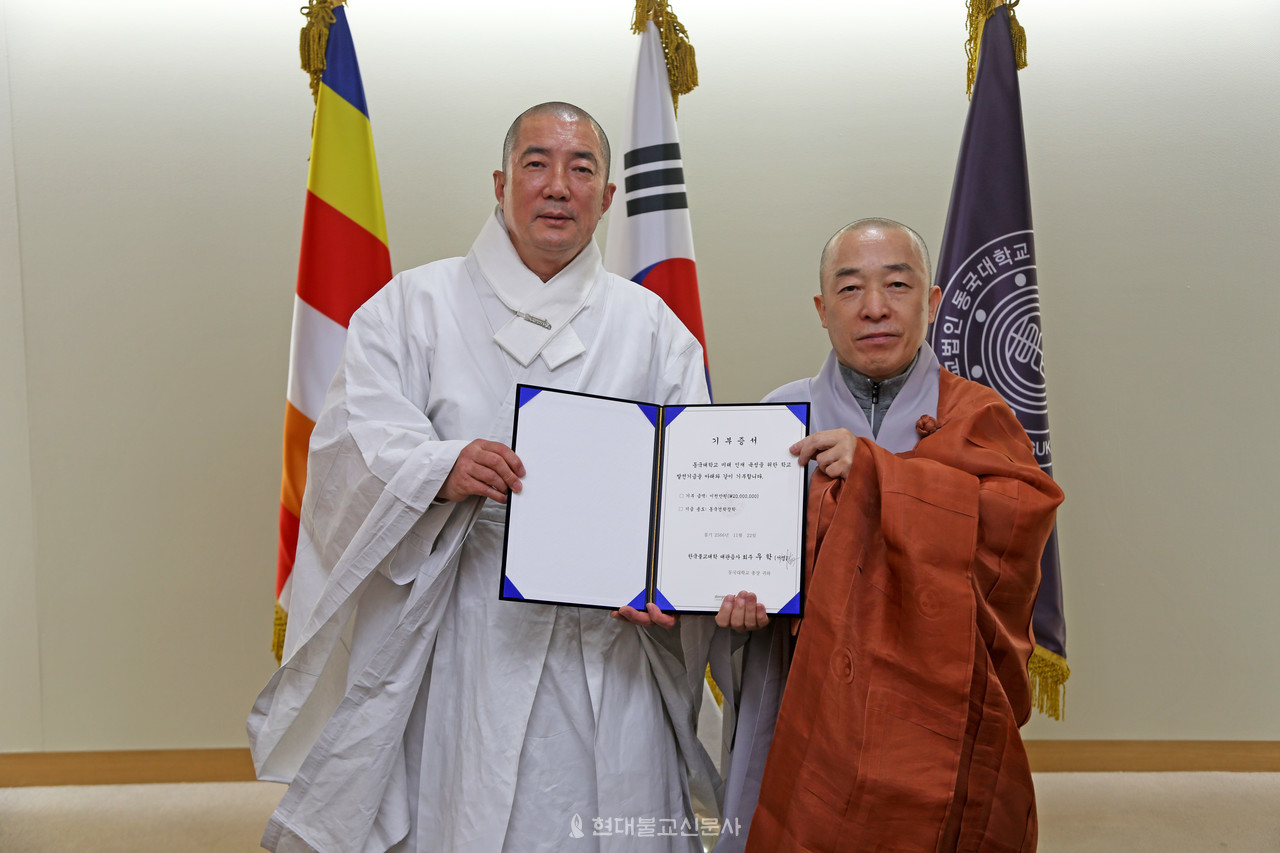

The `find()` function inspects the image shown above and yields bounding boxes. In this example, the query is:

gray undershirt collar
[838,350,922,438]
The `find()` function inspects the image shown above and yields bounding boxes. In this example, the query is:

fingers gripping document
[501,385,807,615]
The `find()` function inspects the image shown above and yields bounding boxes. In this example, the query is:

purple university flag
[930,5,1069,716]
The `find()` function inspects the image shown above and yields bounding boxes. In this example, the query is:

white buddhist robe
[249,212,716,853]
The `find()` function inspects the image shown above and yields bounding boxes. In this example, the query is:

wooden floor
[3,774,1280,853]
[2,742,1280,787]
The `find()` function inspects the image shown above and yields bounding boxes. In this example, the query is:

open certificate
[500,385,808,615]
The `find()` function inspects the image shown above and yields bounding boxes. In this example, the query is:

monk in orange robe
[715,219,1062,852]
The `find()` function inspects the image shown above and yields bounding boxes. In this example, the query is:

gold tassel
[631,0,699,115]
[965,0,1028,97]
[272,602,289,665]
[1028,644,1070,720]
[705,664,724,709]
[300,0,340,104]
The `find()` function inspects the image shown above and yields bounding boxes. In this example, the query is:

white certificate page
[653,404,808,614]
[502,387,658,609]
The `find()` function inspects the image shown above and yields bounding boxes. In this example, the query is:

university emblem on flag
[933,230,1051,469]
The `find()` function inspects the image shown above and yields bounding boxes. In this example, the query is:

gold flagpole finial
[965,0,1027,97]
[631,0,699,115]
[300,0,342,104]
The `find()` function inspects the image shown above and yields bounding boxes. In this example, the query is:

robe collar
[812,342,941,454]
[467,208,599,369]
[838,351,919,438]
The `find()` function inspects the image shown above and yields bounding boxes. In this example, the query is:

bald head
[819,218,932,294]
[502,101,611,179]
[813,218,942,380]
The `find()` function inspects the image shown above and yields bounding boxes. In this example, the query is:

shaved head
[813,219,942,380]
[502,101,611,179]
[820,218,932,293]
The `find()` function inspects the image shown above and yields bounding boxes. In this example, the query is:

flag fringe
[965,0,1027,96]
[273,603,288,665]
[631,0,698,115]
[300,0,341,104]
[1028,644,1069,720]
[704,664,724,708]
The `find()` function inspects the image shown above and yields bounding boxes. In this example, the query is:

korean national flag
[604,20,711,391]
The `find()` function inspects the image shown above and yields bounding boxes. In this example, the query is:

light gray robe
[249,213,717,852]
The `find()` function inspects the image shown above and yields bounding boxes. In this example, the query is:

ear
[601,182,616,214]
[493,170,506,208]
[927,285,942,323]
[814,293,828,329]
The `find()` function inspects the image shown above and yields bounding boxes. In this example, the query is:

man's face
[493,113,615,281]
[815,226,942,380]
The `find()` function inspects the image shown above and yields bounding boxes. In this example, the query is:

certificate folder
[500,384,808,615]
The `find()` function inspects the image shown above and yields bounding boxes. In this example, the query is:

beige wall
[1,0,1276,752]
[1,1,41,749]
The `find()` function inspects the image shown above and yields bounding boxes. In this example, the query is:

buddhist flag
[274,4,391,662]
[929,4,1069,717]
[604,19,710,394]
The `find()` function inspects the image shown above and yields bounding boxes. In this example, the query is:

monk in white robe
[249,103,717,853]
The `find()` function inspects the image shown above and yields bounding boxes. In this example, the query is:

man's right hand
[438,439,525,504]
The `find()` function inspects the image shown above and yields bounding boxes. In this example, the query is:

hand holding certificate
[500,385,808,615]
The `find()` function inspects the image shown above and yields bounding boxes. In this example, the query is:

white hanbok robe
[248,213,716,852]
